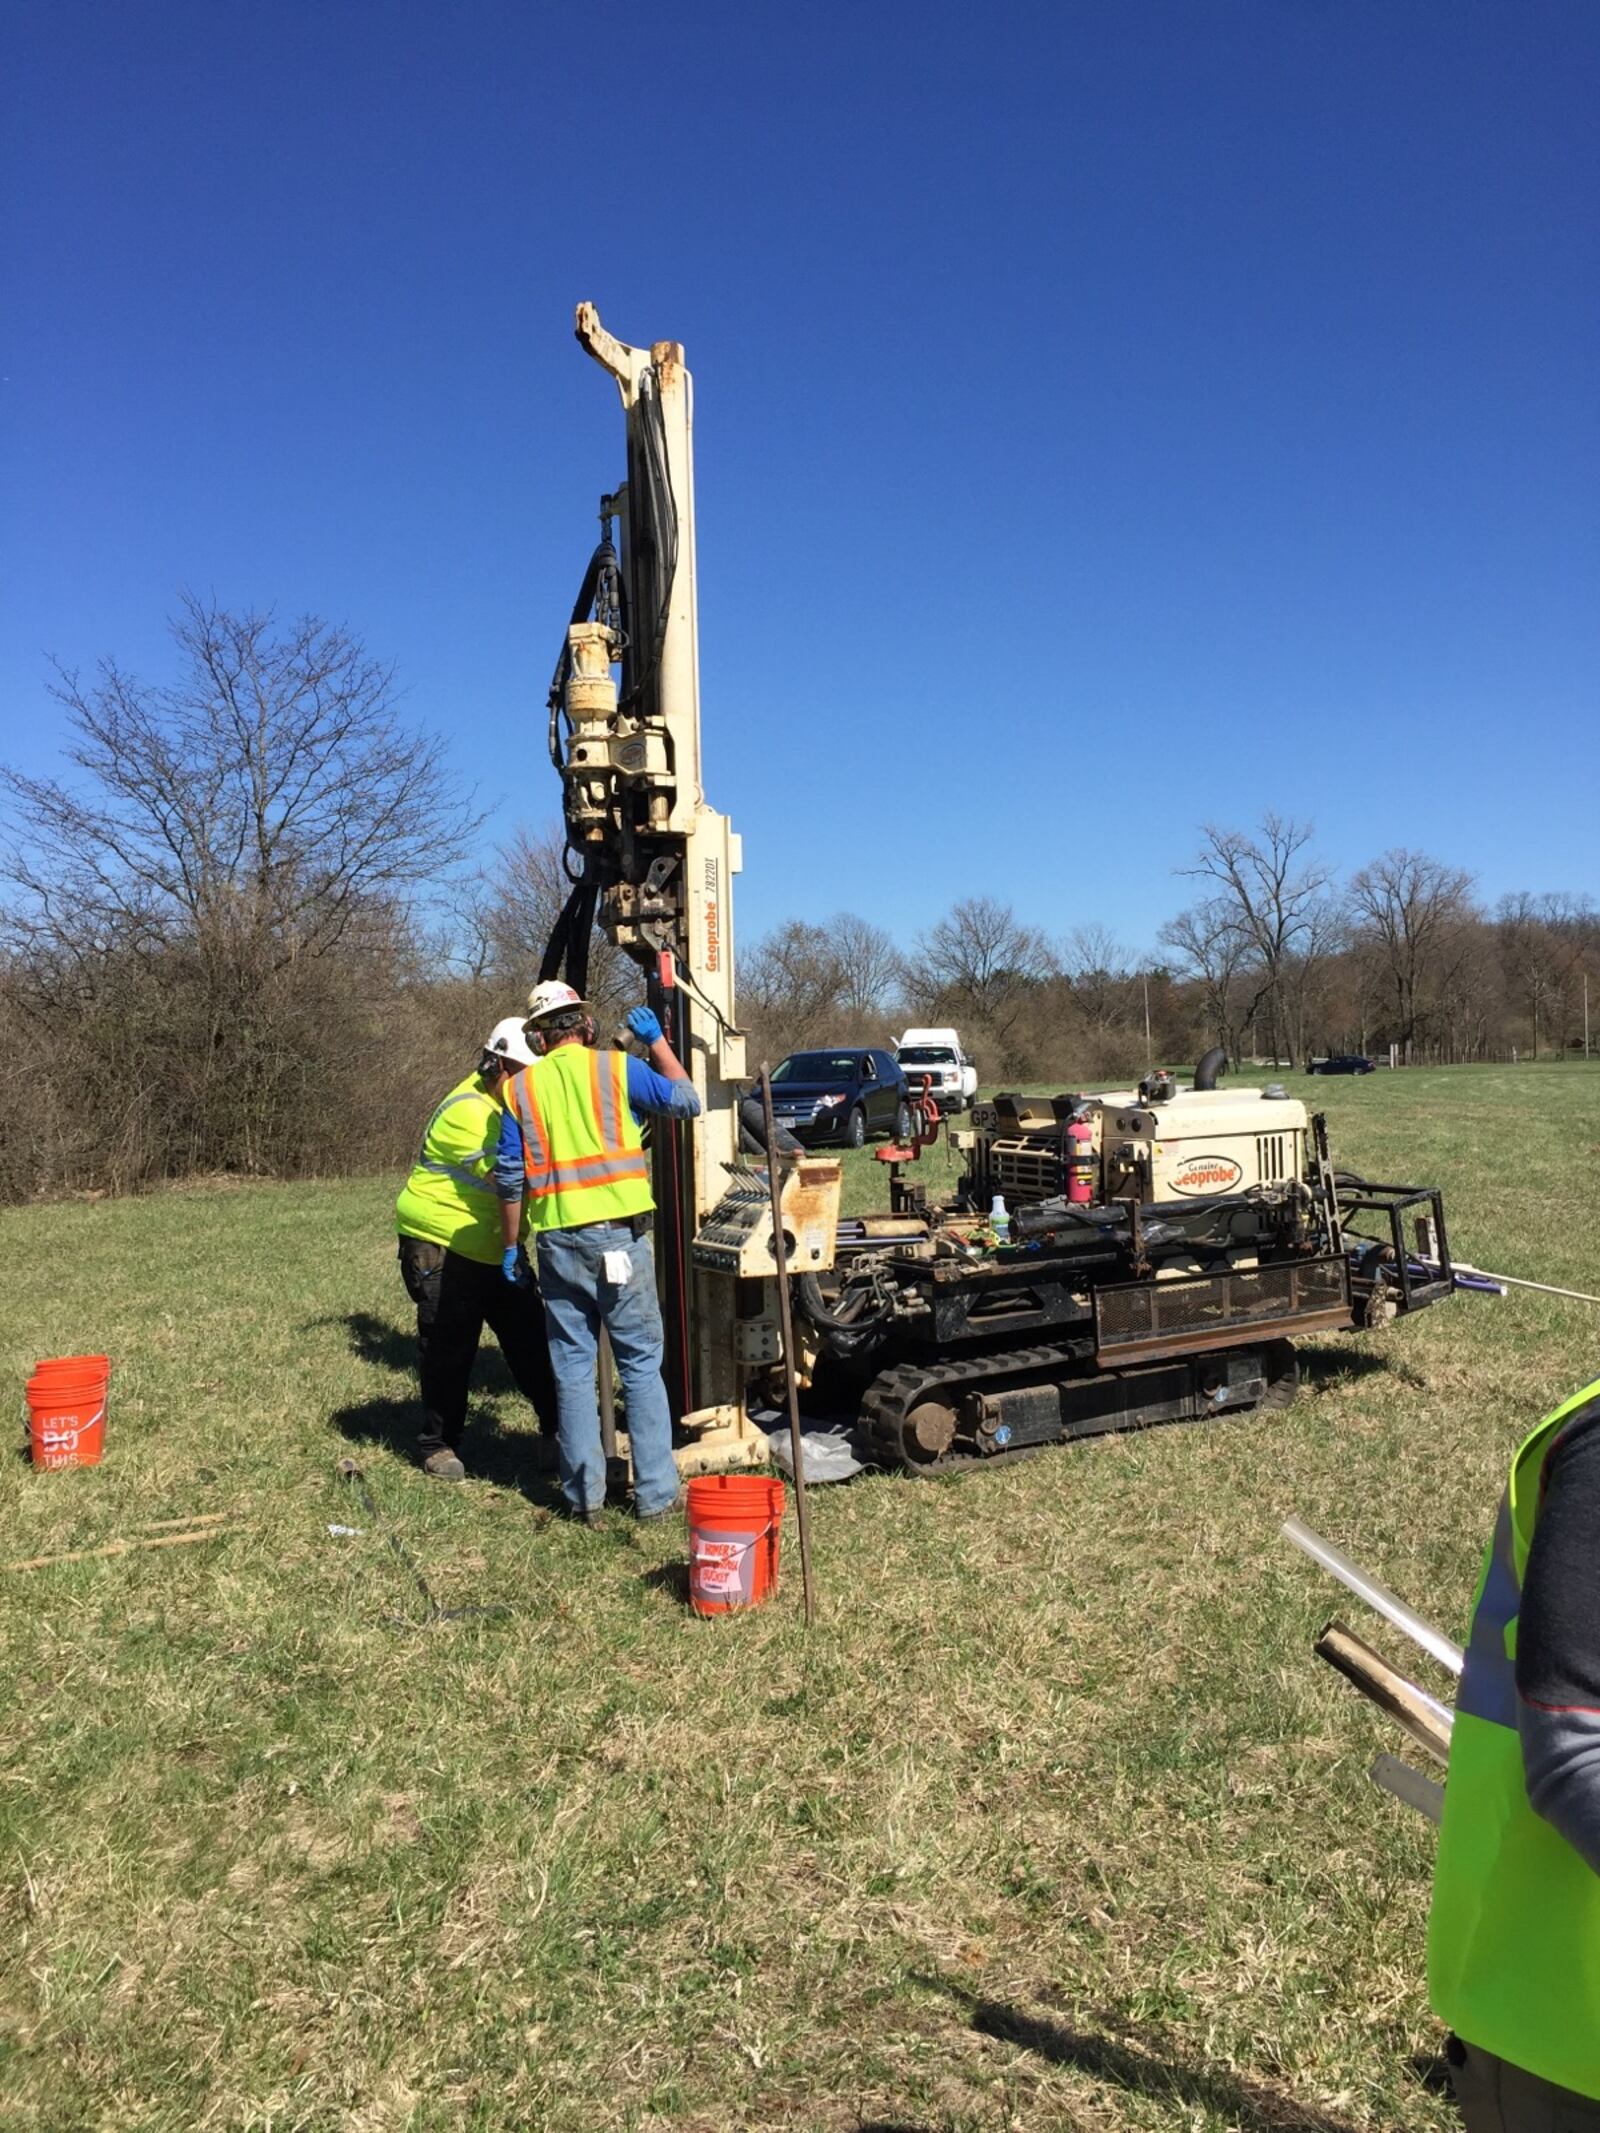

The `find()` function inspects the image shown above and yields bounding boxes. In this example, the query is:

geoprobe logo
[702,857,721,973]
[1169,1153,1243,1195]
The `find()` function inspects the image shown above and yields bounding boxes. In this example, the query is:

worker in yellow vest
[395,1018,558,1481]
[1428,1374,1600,2128]
[495,980,700,1526]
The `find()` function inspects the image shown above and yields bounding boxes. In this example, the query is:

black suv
[769,1047,913,1148]
[1306,1054,1376,1075]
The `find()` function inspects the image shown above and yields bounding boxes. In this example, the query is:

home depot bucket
[31,1354,109,1384]
[26,1358,110,1470]
[686,1473,785,1616]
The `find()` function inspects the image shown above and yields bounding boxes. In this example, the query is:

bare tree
[463,826,634,1028]
[740,919,847,1026]
[1496,893,1569,1058]
[1159,897,1250,1062]
[1181,815,1333,1066]
[1061,922,1138,1038]
[832,912,901,1019]
[4,598,478,966]
[0,600,481,1184]
[1348,849,1476,1063]
[906,896,1053,1066]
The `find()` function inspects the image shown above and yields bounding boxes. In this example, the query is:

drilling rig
[540,309,1458,1480]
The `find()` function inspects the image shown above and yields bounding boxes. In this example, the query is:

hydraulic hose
[1194,1046,1228,1091]
[739,1098,804,1158]
[795,1271,891,1335]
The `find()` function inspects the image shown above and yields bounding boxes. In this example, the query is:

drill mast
[550,306,751,1453]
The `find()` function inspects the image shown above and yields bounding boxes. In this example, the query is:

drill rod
[1282,1516,1463,1676]
[759,1065,817,1627]
[1315,1619,1454,1763]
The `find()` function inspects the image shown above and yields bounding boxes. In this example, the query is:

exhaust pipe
[1193,1046,1227,1091]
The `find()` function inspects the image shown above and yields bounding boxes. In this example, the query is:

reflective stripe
[593,1048,623,1152]
[417,1088,484,1160]
[527,1153,650,1199]
[414,1087,498,1194]
[396,1072,507,1262]
[506,1068,551,1186]
[416,1156,496,1196]
[1456,1496,1520,1730]
[506,1042,653,1233]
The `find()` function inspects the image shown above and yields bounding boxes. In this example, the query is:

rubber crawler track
[859,1340,1092,1476]
[858,1338,1297,1477]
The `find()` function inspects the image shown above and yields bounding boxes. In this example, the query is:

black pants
[397,1238,558,1447]
[1448,2035,1600,2131]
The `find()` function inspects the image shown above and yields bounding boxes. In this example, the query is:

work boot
[419,1438,466,1482]
[635,1492,683,1525]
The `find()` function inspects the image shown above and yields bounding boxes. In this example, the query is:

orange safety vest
[500,1042,653,1234]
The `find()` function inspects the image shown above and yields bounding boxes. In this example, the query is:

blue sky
[4,1,1596,965]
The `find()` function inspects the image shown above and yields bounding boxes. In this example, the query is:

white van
[893,1028,978,1115]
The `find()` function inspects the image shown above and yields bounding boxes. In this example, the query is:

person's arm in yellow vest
[496,1104,526,1278]
[1518,1398,1600,1873]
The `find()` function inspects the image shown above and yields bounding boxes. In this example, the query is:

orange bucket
[26,1358,111,1469]
[687,1473,785,1615]
[32,1354,109,1383]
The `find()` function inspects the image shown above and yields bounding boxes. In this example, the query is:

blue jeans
[534,1222,679,1517]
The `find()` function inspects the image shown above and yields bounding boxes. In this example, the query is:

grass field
[2,1066,1596,2132]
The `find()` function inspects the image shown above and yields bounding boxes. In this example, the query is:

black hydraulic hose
[795,1271,890,1335]
[1010,1192,1264,1247]
[538,876,600,994]
[1010,1199,1114,1242]
[620,382,677,714]
[739,1098,804,1158]
[1194,1046,1228,1091]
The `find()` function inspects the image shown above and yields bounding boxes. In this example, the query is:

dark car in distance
[1306,1054,1377,1075]
[769,1047,913,1148]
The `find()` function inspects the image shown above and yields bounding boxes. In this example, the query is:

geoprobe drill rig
[539,309,1458,1479]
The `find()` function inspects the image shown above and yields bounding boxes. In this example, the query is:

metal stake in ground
[336,1458,510,1631]
[759,1065,818,1627]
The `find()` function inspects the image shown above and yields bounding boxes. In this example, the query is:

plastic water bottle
[989,1192,1010,1246]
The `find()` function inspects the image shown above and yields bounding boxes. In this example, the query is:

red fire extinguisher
[1066,1118,1097,1205]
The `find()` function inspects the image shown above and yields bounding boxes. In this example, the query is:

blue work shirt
[495,1052,700,1199]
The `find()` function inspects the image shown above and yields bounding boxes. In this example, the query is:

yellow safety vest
[395,1072,508,1265]
[1428,1378,1600,2098]
[501,1043,653,1235]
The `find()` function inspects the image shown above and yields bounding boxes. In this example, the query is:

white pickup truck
[893,1028,978,1115]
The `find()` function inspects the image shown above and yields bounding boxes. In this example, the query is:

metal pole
[1475,1268,1600,1307]
[1281,1517,1464,1676]
[759,1065,817,1627]
[1369,1752,1444,1825]
[597,1326,617,1463]
[1142,970,1152,1068]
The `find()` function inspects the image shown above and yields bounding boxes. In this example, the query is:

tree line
[743,820,1598,1084]
[1,605,1592,1202]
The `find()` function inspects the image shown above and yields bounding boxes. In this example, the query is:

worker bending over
[1429,1372,1600,2129]
[496,981,700,1525]
[395,1019,559,1480]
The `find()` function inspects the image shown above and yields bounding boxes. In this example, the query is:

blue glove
[501,1245,523,1285]
[627,1005,663,1046]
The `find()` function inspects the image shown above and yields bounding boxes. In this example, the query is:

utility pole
[1142,969,1152,1068]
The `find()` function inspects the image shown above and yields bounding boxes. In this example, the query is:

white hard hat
[526,979,590,1022]
[483,1016,537,1067]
